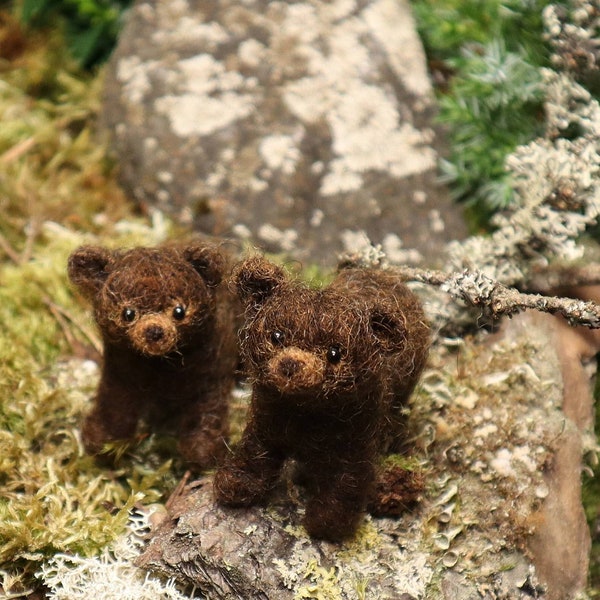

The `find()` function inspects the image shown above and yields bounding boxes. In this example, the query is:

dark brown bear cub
[68,242,238,469]
[214,256,430,541]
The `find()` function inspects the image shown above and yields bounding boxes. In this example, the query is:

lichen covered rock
[138,310,589,599]
[101,0,467,266]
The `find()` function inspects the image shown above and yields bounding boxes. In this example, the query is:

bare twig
[165,471,193,513]
[0,219,39,265]
[394,266,600,329]
[43,296,79,350]
[41,293,103,358]
[0,136,37,165]
[0,231,22,264]
[20,218,39,265]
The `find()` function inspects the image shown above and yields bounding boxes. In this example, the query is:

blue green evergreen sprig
[411,0,553,226]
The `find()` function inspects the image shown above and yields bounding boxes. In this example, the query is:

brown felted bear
[213,256,430,541]
[68,242,239,469]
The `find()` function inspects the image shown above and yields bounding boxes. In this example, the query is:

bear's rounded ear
[370,305,407,353]
[183,245,226,287]
[67,246,113,298]
[232,256,286,306]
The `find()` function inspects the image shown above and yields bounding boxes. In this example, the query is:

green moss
[18,0,133,69]
[424,572,443,600]
[0,235,185,589]
[380,453,426,472]
[0,27,184,593]
[261,252,335,288]
[411,0,551,224]
[0,24,133,250]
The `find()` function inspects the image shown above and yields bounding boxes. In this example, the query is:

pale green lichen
[272,515,433,599]
[408,329,564,585]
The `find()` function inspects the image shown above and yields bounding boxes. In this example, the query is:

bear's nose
[144,325,165,343]
[278,357,301,377]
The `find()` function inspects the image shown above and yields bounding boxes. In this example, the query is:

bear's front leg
[213,422,283,507]
[81,378,140,456]
[303,459,376,542]
[177,380,230,469]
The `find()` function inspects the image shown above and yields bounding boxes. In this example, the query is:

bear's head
[68,244,226,357]
[233,256,409,401]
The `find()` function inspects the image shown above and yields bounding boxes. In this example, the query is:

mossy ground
[0,19,337,592]
[0,14,190,595]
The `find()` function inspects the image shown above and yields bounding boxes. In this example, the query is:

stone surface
[101,0,467,267]
[137,310,594,599]
[526,289,600,600]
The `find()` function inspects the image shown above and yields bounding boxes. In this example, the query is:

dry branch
[0,219,38,265]
[0,136,37,165]
[41,294,103,360]
[394,266,600,329]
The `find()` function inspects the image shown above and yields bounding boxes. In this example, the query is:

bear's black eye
[173,305,186,320]
[326,345,342,364]
[271,330,285,346]
[122,308,136,323]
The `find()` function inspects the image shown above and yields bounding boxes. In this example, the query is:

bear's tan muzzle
[266,347,325,392]
[130,314,178,356]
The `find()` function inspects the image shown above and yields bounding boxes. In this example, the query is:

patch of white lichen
[380,1,600,336]
[441,4,600,290]
[280,0,436,195]
[39,508,189,600]
[271,519,433,599]
[115,0,436,204]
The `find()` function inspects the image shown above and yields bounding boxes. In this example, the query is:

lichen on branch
[397,266,600,328]
[347,1,600,335]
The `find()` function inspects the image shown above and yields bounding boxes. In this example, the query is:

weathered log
[138,475,436,599]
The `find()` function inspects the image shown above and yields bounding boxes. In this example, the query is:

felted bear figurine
[68,242,239,469]
[213,256,430,541]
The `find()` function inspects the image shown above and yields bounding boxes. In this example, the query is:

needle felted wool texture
[214,256,430,541]
[67,242,239,469]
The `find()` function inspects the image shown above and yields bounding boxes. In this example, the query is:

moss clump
[0,231,186,593]
[0,25,186,594]
[18,0,133,70]
[0,11,134,257]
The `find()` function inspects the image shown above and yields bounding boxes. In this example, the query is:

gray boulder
[101,0,466,266]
